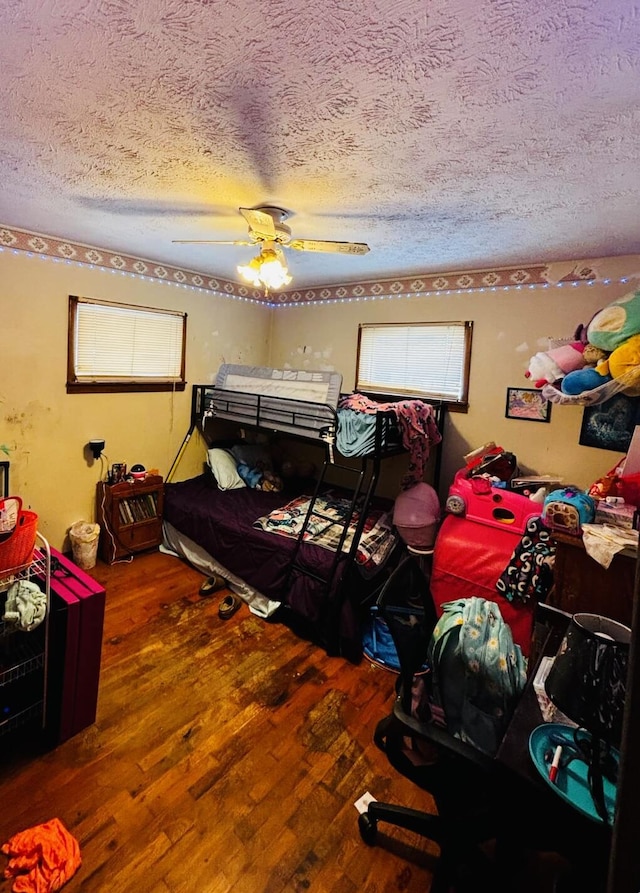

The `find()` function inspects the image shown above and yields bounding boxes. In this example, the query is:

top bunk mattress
[200,364,343,439]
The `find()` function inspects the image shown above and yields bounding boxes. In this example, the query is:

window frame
[67,295,187,393]
[355,320,473,409]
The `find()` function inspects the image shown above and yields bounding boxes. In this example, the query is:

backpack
[362,606,401,672]
[427,597,527,755]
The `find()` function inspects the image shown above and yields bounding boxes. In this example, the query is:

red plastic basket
[0,497,38,575]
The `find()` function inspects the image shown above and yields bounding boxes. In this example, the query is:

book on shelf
[118,494,159,523]
[132,498,146,521]
[120,499,134,525]
[130,498,142,522]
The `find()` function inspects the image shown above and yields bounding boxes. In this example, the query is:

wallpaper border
[0,224,597,305]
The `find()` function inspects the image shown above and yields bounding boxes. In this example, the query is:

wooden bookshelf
[96,475,164,563]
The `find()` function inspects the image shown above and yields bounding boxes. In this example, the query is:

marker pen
[549,745,563,784]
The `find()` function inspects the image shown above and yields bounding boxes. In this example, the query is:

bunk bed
[162,364,444,660]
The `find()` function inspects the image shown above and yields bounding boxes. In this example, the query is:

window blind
[357,322,471,403]
[71,297,186,384]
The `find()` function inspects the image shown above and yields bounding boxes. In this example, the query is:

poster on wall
[579,394,640,452]
[505,387,552,423]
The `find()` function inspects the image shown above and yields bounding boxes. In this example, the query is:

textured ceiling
[1,0,639,290]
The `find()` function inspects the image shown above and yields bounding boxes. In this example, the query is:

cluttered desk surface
[496,618,612,890]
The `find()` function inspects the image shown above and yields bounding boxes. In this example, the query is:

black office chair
[358,553,509,892]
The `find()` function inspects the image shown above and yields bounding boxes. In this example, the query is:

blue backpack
[427,597,527,755]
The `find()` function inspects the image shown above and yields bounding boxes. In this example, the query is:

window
[67,296,187,392]
[356,321,472,406]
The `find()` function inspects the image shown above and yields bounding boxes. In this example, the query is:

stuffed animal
[587,287,640,352]
[574,312,602,346]
[596,333,640,379]
[583,343,609,366]
[556,293,640,396]
[525,341,586,388]
[560,341,612,394]
[561,366,612,395]
[561,333,640,396]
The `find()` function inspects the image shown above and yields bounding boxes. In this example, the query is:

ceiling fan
[172,205,371,256]
[172,205,370,292]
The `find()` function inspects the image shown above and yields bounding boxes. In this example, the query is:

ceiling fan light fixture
[236,254,263,287]
[237,244,292,292]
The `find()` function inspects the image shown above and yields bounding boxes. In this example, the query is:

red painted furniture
[46,548,105,743]
[430,513,536,657]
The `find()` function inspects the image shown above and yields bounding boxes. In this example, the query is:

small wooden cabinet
[548,531,635,627]
[96,475,164,563]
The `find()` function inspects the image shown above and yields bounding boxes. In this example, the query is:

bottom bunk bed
[162,472,400,661]
[163,367,444,660]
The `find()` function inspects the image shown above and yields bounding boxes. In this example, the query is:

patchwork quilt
[254,492,397,571]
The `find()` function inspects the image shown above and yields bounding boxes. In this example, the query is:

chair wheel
[358,811,378,845]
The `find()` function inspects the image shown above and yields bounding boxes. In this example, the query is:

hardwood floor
[0,551,441,892]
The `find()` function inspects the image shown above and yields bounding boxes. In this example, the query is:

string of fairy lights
[1,243,636,309]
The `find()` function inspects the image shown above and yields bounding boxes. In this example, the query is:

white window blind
[69,297,186,388]
[357,322,472,403]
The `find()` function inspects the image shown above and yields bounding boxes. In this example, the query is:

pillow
[206,448,246,491]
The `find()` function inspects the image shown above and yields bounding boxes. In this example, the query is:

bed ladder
[285,416,394,655]
[287,451,382,586]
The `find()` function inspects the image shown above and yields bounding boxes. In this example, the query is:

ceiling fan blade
[288,239,370,256]
[74,196,237,218]
[172,239,254,246]
[239,207,277,239]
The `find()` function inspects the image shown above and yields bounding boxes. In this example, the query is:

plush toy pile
[525,287,640,401]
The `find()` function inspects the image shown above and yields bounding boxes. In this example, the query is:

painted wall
[1,251,270,549]
[4,247,640,551]
[268,256,640,501]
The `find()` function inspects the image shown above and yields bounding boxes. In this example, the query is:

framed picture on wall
[505,387,552,423]
[579,393,640,451]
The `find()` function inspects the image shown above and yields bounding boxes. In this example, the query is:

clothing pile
[2,817,81,892]
[337,393,442,486]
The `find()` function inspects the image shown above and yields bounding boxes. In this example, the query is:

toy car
[445,470,542,535]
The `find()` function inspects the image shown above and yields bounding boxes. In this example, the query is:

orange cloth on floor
[2,818,81,892]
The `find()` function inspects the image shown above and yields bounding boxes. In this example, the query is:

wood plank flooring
[0,551,441,892]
